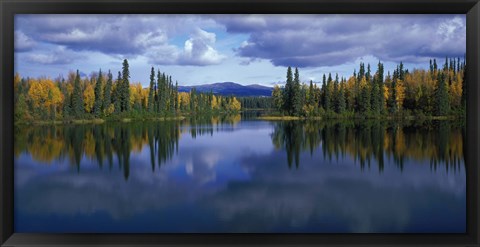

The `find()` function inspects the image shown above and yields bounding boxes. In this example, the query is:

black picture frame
[1,0,479,246]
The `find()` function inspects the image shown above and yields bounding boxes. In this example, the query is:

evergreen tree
[61,78,72,117]
[72,70,84,117]
[371,80,380,115]
[377,61,385,114]
[429,59,433,75]
[320,74,326,109]
[148,67,155,112]
[333,74,339,112]
[359,76,371,114]
[158,72,167,113]
[399,61,405,80]
[325,73,332,112]
[389,71,398,113]
[337,81,346,113]
[169,82,175,114]
[114,72,122,113]
[175,81,179,112]
[358,62,365,81]
[366,64,371,82]
[103,70,113,113]
[121,59,130,112]
[308,80,315,106]
[93,69,103,117]
[154,70,159,113]
[293,67,302,116]
[283,67,293,114]
[435,71,450,116]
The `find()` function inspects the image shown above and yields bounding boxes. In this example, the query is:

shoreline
[256,115,462,121]
[16,114,463,125]
[14,113,245,126]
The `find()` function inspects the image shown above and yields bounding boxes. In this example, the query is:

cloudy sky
[14,14,465,87]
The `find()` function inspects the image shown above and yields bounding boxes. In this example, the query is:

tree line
[14,59,242,122]
[272,57,466,118]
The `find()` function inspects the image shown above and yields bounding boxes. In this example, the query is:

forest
[272,57,466,118]
[14,59,242,123]
[14,57,466,123]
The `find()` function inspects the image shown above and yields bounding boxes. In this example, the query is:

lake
[14,115,466,233]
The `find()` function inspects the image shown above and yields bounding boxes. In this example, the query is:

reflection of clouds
[15,161,212,220]
[15,121,466,233]
[198,151,465,232]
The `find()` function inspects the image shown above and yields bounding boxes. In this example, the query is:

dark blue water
[14,118,466,233]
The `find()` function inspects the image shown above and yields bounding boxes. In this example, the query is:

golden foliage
[395,79,405,109]
[83,82,95,113]
[28,78,64,113]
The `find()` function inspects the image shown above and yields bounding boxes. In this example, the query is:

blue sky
[14,14,466,87]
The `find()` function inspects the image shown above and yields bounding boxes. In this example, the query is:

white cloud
[148,28,226,66]
[14,31,36,52]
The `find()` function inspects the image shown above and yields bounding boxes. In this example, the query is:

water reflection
[14,117,466,233]
[14,118,465,178]
[15,115,243,180]
[270,120,465,172]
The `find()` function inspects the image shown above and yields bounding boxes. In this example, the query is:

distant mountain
[178,82,273,97]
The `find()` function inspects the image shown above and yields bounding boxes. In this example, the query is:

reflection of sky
[14,121,466,233]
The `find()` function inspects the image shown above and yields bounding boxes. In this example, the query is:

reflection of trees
[14,116,242,180]
[271,120,465,172]
[182,114,241,138]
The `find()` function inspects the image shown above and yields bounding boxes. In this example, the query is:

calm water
[14,116,466,233]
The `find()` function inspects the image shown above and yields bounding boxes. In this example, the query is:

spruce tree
[293,67,302,116]
[308,80,315,106]
[72,70,84,118]
[360,77,371,114]
[321,74,326,109]
[435,71,450,116]
[61,78,72,117]
[175,81,179,112]
[93,69,103,117]
[114,71,122,113]
[389,72,398,113]
[148,67,155,112]
[371,80,380,115]
[333,74,339,112]
[122,59,130,112]
[358,62,365,81]
[283,67,293,114]
[337,82,346,114]
[377,62,385,114]
[154,70,159,113]
[103,70,113,113]
[325,73,332,112]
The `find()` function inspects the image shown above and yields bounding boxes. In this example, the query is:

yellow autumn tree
[178,92,190,110]
[395,79,406,110]
[383,84,389,109]
[129,83,144,110]
[83,82,95,113]
[345,76,356,110]
[449,73,463,109]
[227,97,241,112]
[211,95,219,110]
[28,78,63,118]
